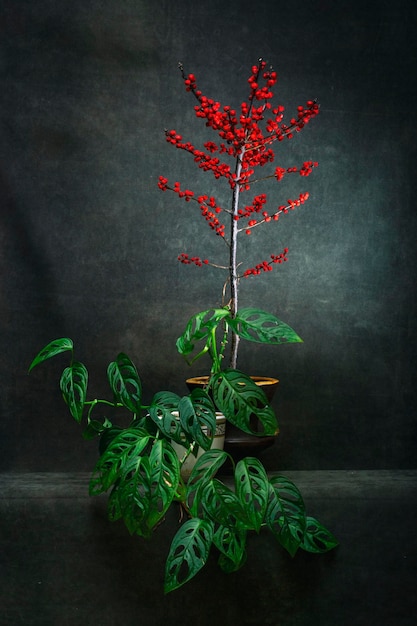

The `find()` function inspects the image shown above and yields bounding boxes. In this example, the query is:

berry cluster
[159,59,319,287]
[178,253,209,267]
[158,177,226,238]
[274,161,318,182]
[243,248,289,277]
[163,61,318,190]
[164,130,234,182]
[239,192,310,235]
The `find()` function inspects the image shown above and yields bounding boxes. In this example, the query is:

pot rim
[185,374,279,386]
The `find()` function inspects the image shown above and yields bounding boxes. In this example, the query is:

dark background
[1,0,416,472]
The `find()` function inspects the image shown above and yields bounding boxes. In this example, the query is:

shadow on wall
[0,2,164,470]
[0,168,67,469]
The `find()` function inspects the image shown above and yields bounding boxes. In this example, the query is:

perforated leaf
[213,525,247,573]
[178,390,216,451]
[235,457,269,532]
[148,391,183,442]
[165,518,214,593]
[186,449,230,516]
[59,361,88,423]
[202,479,248,528]
[146,439,181,530]
[109,456,151,534]
[229,308,303,345]
[89,426,151,495]
[107,353,142,413]
[176,308,230,363]
[28,338,73,372]
[301,516,339,553]
[211,369,278,436]
[266,475,307,556]
[114,439,180,537]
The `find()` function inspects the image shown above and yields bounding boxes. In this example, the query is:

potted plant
[159,60,319,455]
[29,59,337,593]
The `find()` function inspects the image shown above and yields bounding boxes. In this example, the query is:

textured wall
[1,0,416,470]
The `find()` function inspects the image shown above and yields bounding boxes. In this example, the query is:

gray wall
[1,0,416,471]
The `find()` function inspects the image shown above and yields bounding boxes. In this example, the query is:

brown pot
[185,374,280,461]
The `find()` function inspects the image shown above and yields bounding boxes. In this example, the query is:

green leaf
[82,417,112,440]
[229,308,303,345]
[59,361,88,423]
[148,391,183,442]
[146,439,181,530]
[300,516,339,553]
[235,457,269,532]
[202,479,248,528]
[98,425,123,455]
[211,369,278,436]
[176,308,230,363]
[90,431,181,538]
[107,353,142,413]
[108,456,151,534]
[164,517,214,593]
[266,475,307,556]
[213,525,247,573]
[178,390,216,452]
[29,338,73,372]
[108,438,181,537]
[186,449,230,516]
[89,426,151,495]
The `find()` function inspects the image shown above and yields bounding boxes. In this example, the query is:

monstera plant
[29,338,337,593]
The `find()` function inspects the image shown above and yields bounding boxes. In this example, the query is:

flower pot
[185,375,279,461]
[171,412,226,481]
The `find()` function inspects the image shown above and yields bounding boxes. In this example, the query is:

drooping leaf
[106,483,123,523]
[146,439,181,530]
[178,390,216,452]
[213,525,247,573]
[59,361,88,423]
[89,426,151,495]
[229,308,303,345]
[202,479,248,529]
[107,353,142,413]
[108,456,151,535]
[186,449,230,516]
[176,308,230,364]
[148,391,183,443]
[107,438,180,538]
[164,517,214,593]
[266,475,307,556]
[300,516,339,553]
[211,369,278,436]
[217,551,247,574]
[235,457,269,533]
[29,337,73,372]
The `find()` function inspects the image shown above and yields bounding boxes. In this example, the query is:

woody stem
[229,151,244,369]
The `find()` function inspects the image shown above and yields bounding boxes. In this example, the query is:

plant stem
[209,326,220,374]
[229,151,244,369]
[85,399,120,408]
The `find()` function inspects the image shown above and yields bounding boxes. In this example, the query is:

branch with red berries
[158,59,319,297]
